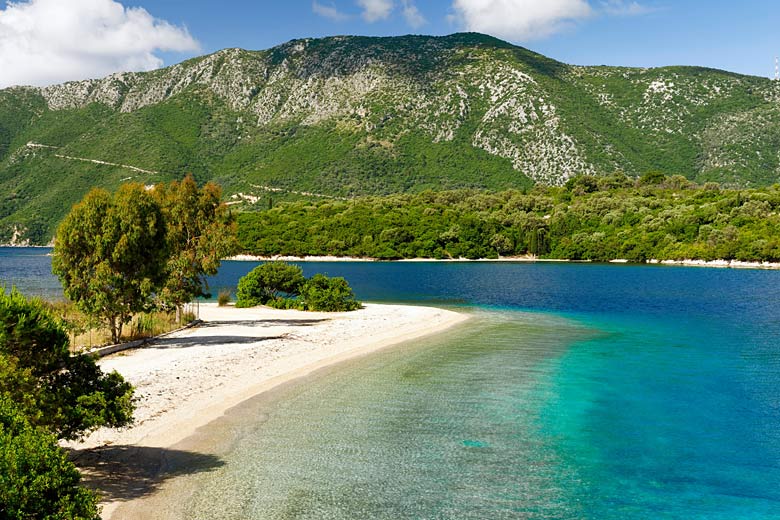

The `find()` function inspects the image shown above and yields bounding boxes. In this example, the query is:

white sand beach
[66,302,468,518]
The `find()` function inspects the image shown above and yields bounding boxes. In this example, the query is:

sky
[1,0,779,88]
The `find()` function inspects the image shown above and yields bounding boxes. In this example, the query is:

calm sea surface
[3,248,780,518]
[0,247,62,299]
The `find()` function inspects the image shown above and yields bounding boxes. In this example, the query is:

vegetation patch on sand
[235,261,361,311]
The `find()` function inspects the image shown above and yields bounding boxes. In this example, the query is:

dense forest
[237,173,780,262]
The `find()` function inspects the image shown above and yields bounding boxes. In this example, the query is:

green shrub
[0,288,134,440]
[300,274,361,312]
[235,262,305,308]
[0,395,100,520]
[266,297,304,310]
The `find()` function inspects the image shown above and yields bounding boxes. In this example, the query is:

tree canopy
[235,263,361,312]
[299,274,361,312]
[53,177,237,341]
[153,175,238,313]
[235,262,305,308]
[52,184,168,343]
[0,395,100,520]
[0,289,135,519]
[236,174,780,262]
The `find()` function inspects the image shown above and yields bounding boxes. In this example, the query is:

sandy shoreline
[65,302,468,518]
[225,253,568,263]
[225,254,780,270]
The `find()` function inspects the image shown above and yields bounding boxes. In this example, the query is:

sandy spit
[64,303,468,518]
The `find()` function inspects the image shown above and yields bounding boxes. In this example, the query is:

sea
[2,247,779,518]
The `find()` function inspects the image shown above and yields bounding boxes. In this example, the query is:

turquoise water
[3,249,780,517]
[200,263,780,518]
[163,304,780,519]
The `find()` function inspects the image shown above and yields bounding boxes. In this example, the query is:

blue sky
[148,0,780,77]
[1,0,779,88]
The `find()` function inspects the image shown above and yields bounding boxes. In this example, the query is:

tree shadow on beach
[148,335,286,349]
[69,444,225,503]
[198,318,328,328]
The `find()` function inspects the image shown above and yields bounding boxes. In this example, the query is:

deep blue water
[213,260,780,330]
[3,248,780,518]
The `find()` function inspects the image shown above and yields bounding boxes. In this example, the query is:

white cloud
[315,0,425,28]
[357,0,393,22]
[450,0,594,41]
[0,0,200,88]
[401,0,427,28]
[312,0,350,21]
[600,0,653,16]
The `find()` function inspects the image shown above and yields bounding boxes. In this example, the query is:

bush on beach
[217,289,232,306]
[0,289,134,440]
[235,262,306,308]
[0,395,100,520]
[0,288,135,519]
[299,274,361,312]
[235,262,361,312]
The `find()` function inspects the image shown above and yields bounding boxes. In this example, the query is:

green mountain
[1,33,779,244]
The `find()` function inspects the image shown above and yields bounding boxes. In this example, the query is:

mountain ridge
[1,32,779,244]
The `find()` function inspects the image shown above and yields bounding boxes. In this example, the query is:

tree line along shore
[236,172,780,264]
[4,172,780,266]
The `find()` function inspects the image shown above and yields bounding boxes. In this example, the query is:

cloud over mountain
[450,0,593,41]
[312,1,350,21]
[313,0,426,28]
[357,0,394,22]
[0,0,199,88]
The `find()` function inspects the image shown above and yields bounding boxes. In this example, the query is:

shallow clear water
[174,311,593,519]
[166,304,780,519]
[3,250,780,517]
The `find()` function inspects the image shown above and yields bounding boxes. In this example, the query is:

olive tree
[52,184,168,343]
[152,175,238,321]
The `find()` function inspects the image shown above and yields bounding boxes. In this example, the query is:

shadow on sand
[69,445,225,504]
[197,318,328,328]
[148,335,286,349]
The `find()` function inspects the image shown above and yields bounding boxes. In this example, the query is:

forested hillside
[237,173,780,262]
[2,33,780,244]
